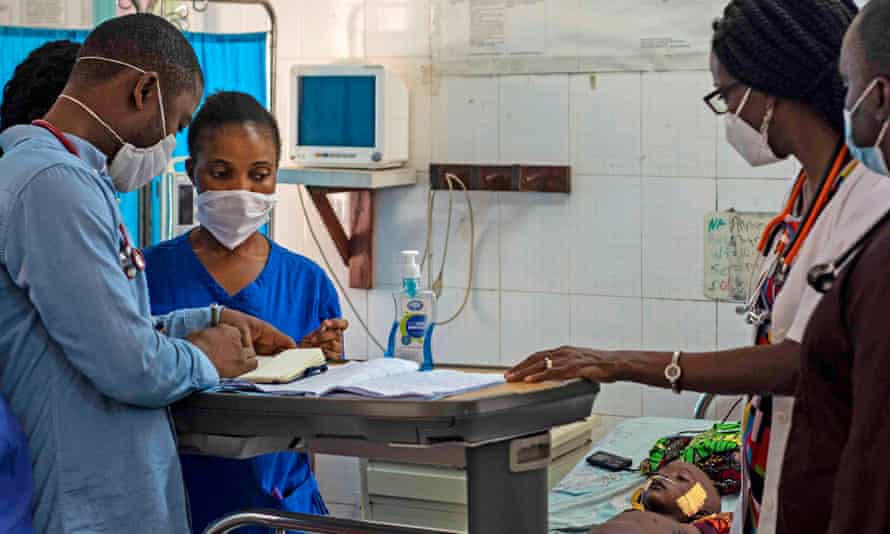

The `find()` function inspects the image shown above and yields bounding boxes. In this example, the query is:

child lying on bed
[590,461,732,534]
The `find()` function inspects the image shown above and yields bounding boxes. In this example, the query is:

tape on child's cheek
[676,482,707,517]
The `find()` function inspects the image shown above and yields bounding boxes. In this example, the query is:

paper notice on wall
[433,0,724,74]
[21,0,65,26]
[0,5,10,25]
[703,211,774,302]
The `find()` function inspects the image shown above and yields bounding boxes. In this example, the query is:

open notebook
[237,348,327,384]
[221,358,505,400]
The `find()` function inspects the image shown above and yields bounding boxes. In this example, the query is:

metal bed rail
[204,510,461,534]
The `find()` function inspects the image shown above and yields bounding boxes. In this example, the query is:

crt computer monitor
[289,65,409,169]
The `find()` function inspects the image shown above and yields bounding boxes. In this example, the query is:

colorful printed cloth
[641,423,742,496]
[694,512,733,534]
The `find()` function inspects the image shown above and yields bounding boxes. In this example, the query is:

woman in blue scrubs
[144,91,348,532]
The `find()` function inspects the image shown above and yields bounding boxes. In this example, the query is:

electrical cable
[296,173,476,349]
[435,174,474,326]
[297,185,387,353]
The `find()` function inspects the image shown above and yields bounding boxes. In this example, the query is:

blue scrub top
[144,232,341,533]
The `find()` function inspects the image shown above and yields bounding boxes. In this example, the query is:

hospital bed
[184,395,735,534]
[173,377,599,534]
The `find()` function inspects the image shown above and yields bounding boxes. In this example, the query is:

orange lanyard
[756,145,850,269]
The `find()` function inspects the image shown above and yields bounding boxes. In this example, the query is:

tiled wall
[198,0,801,516]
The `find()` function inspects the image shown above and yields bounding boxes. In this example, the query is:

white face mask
[197,190,277,250]
[59,56,177,193]
[725,87,785,167]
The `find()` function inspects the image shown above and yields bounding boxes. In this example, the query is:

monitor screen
[298,75,376,148]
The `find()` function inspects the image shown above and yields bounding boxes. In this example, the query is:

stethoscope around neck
[806,208,890,294]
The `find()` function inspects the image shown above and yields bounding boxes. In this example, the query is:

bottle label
[400,313,427,345]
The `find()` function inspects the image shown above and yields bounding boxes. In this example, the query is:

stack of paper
[221,358,505,400]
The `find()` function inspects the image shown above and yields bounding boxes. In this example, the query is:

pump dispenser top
[402,250,421,297]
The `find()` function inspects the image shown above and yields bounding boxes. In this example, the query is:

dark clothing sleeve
[825,245,890,534]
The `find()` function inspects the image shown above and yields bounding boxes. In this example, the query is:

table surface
[173,369,599,446]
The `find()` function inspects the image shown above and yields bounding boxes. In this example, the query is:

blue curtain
[0,26,268,245]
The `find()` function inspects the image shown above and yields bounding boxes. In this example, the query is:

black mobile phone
[586,451,633,472]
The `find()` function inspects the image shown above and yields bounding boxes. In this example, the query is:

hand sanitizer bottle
[386,250,435,370]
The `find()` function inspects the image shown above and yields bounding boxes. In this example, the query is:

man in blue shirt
[0,14,295,533]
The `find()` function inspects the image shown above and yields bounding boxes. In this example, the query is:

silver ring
[545,355,553,370]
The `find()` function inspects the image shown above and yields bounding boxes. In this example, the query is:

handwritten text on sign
[704,211,774,302]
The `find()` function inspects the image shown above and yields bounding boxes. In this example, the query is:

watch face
[665,364,682,381]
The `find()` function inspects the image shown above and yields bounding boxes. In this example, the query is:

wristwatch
[665,351,683,394]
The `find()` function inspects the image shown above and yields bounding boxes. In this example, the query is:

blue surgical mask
[845,78,890,176]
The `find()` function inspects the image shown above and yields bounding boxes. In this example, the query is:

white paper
[238,359,504,400]
[433,0,725,74]
[255,358,418,396]
[339,369,506,399]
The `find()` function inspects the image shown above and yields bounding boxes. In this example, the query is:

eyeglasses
[703,82,743,115]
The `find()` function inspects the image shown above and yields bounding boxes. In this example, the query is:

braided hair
[0,40,80,132]
[712,0,857,134]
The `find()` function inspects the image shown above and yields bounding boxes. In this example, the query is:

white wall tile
[204,3,270,33]
[717,118,801,180]
[431,191,500,291]
[642,71,717,177]
[499,75,570,164]
[571,295,642,350]
[642,299,717,352]
[368,288,398,358]
[365,0,431,58]
[432,289,501,366]
[272,184,307,253]
[570,73,642,176]
[641,298,715,417]
[717,302,753,351]
[570,176,642,297]
[717,179,789,213]
[339,288,370,360]
[431,76,500,163]
[373,184,433,287]
[499,191,572,293]
[571,295,643,418]
[641,177,716,300]
[295,0,365,59]
[500,292,570,366]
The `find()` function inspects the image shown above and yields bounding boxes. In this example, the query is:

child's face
[641,462,721,522]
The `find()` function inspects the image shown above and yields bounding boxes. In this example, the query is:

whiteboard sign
[704,211,774,302]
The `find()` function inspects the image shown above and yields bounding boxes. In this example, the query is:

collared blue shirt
[0,125,220,533]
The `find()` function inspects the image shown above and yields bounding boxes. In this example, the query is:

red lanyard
[30,120,146,280]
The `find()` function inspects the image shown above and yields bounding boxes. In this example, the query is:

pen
[210,303,223,327]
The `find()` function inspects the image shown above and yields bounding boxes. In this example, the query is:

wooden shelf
[279,167,416,290]
[278,166,417,189]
